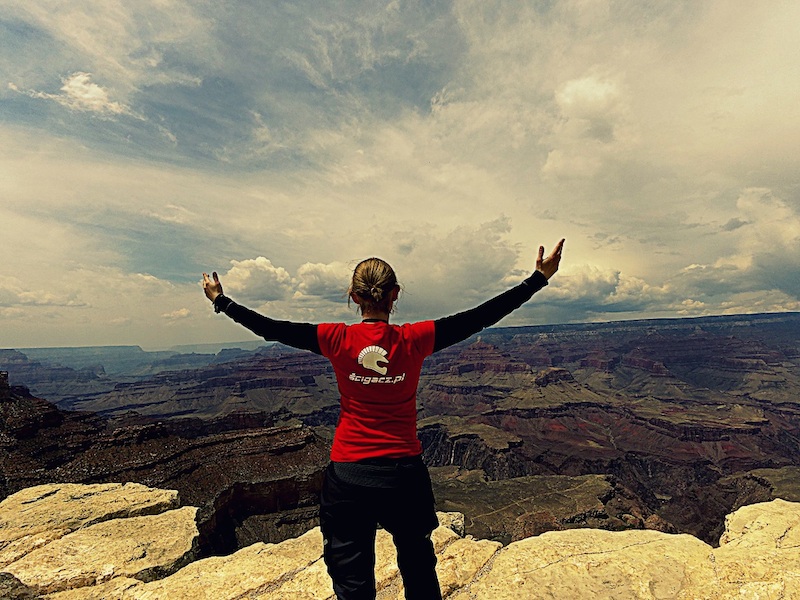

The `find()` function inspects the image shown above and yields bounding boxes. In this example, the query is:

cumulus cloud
[295,262,352,301]
[54,72,130,115]
[735,189,799,248]
[674,298,708,316]
[555,75,624,142]
[198,219,525,324]
[732,190,800,298]
[221,257,294,303]
[676,188,800,301]
[718,291,800,316]
[536,265,673,322]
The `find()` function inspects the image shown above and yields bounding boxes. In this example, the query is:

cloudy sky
[2,1,799,350]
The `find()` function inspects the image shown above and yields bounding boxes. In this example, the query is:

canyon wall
[0,384,329,555]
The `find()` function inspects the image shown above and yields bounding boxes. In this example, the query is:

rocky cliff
[1,482,798,599]
[0,385,329,555]
[0,385,661,553]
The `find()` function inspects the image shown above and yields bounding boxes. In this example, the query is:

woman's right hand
[536,239,565,280]
[202,272,224,303]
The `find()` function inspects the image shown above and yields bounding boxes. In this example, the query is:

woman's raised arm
[202,271,321,354]
[432,239,564,352]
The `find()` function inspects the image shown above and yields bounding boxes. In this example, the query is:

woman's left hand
[202,272,224,303]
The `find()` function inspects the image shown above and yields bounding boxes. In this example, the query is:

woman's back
[318,319,435,462]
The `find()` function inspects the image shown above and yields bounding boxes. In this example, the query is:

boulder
[5,506,198,595]
[0,483,197,596]
[0,483,179,568]
[707,498,800,598]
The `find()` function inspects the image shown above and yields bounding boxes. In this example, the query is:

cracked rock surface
[1,483,799,599]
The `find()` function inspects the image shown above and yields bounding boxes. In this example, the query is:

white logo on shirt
[348,372,406,385]
[357,345,389,375]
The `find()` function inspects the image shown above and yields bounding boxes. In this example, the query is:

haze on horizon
[2,1,799,350]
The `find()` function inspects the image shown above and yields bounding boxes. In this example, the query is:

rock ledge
[1,483,798,599]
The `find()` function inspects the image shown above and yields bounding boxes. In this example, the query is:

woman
[202,238,564,600]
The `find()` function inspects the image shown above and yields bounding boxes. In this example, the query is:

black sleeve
[432,271,548,352]
[213,295,322,354]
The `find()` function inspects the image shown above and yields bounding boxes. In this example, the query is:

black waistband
[354,454,423,467]
[329,455,426,488]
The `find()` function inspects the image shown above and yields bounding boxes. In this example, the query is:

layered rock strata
[0,386,329,555]
[429,469,671,544]
[1,483,799,599]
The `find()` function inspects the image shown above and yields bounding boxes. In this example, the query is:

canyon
[1,311,800,550]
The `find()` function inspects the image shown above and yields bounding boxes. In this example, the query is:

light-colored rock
[124,519,482,600]
[114,512,477,600]
[450,528,715,600]
[437,510,466,537]
[46,577,143,600]
[260,539,333,600]
[450,499,800,600]
[123,528,325,600]
[434,536,501,598]
[700,498,800,599]
[0,483,179,568]
[718,497,800,548]
[6,506,198,595]
[3,484,797,600]
[373,527,402,594]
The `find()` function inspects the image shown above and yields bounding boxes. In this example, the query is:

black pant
[320,458,442,600]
